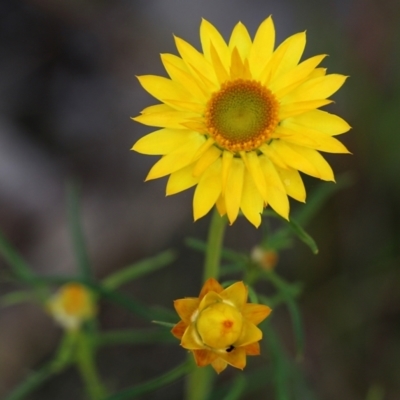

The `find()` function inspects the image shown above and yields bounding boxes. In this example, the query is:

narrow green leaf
[0,232,34,282]
[294,172,355,226]
[96,329,175,347]
[152,320,176,329]
[102,250,176,290]
[4,362,58,400]
[185,238,247,263]
[287,218,319,254]
[0,290,33,307]
[66,181,92,282]
[222,375,247,400]
[286,298,305,358]
[263,323,291,400]
[105,360,192,400]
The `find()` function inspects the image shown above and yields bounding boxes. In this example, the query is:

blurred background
[0,0,399,399]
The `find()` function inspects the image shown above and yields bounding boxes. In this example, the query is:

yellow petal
[220,347,246,370]
[166,165,199,195]
[164,100,205,114]
[287,110,351,136]
[259,155,290,219]
[278,99,333,120]
[174,298,200,323]
[193,349,218,367]
[260,32,306,85]
[270,54,327,97]
[259,144,289,170]
[282,74,348,104]
[174,36,218,87]
[193,158,222,221]
[133,110,200,129]
[274,166,306,202]
[225,157,244,224]
[200,19,229,69]
[240,170,264,228]
[132,129,198,155]
[171,320,187,339]
[234,319,263,347]
[230,47,245,79]
[272,31,306,79]
[192,144,222,177]
[211,358,228,374]
[199,278,224,300]
[181,324,204,350]
[146,135,205,180]
[309,67,326,78]
[140,104,173,115]
[242,303,272,325]
[216,194,227,217]
[241,151,267,201]
[221,150,233,190]
[137,75,193,105]
[199,291,222,311]
[229,21,252,61]
[220,281,248,309]
[209,43,230,84]
[275,125,350,153]
[271,141,334,181]
[161,54,208,102]
[191,137,215,161]
[248,16,275,79]
[243,342,260,355]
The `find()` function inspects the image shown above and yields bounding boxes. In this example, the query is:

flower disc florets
[205,79,279,152]
[171,278,272,374]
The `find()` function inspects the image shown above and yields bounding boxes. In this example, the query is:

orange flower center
[205,79,279,152]
[61,283,89,316]
[196,302,243,349]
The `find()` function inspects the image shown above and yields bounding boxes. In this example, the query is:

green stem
[104,360,192,400]
[75,331,107,400]
[202,208,227,281]
[67,182,92,282]
[186,208,227,400]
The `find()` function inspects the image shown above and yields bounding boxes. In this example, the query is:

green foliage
[0,177,352,399]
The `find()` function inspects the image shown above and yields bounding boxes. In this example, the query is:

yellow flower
[47,283,96,331]
[171,278,271,374]
[132,17,350,227]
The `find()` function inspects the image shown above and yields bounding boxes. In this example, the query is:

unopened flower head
[251,246,278,271]
[132,17,350,227]
[47,283,96,331]
[171,278,271,373]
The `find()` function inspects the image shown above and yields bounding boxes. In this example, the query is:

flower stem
[203,208,227,281]
[186,208,227,400]
[75,331,107,400]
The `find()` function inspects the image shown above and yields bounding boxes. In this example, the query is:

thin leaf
[286,298,305,359]
[66,181,92,282]
[96,329,175,347]
[0,232,34,282]
[185,238,247,263]
[287,217,319,254]
[0,291,33,307]
[105,360,193,400]
[102,250,176,290]
[222,375,247,400]
[263,323,291,400]
[152,320,176,329]
[294,172,355,226]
